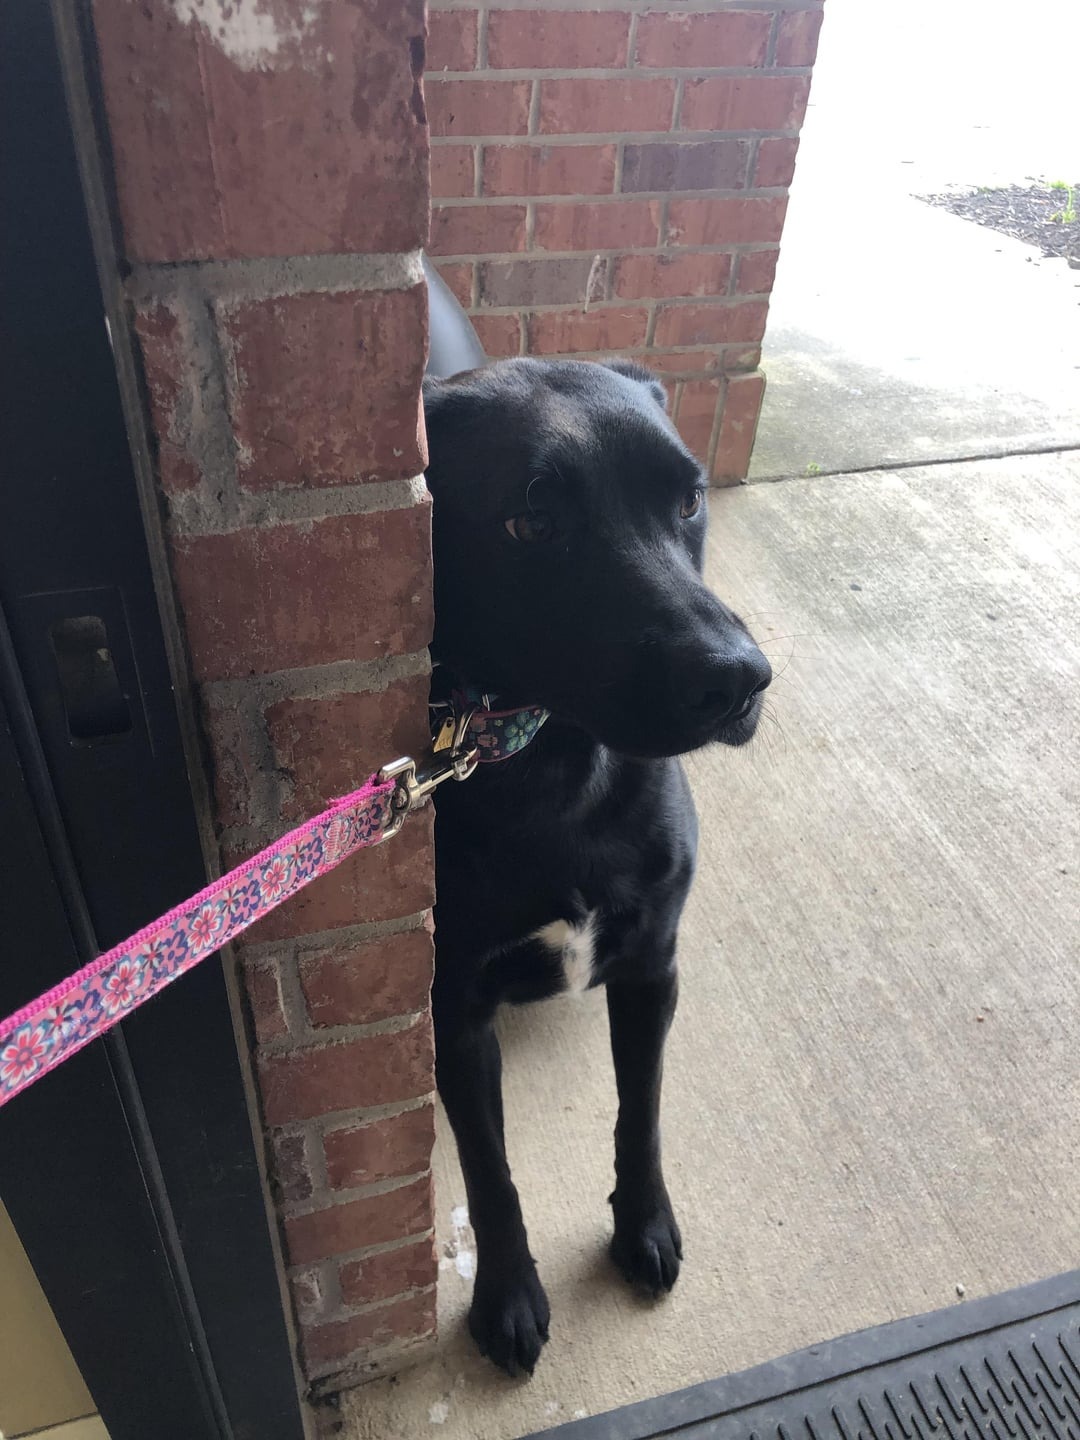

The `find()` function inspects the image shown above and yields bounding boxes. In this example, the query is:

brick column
[426,0,822,482]
[89,0,439,1393]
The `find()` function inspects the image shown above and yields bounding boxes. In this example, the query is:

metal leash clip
[379,705,479,838]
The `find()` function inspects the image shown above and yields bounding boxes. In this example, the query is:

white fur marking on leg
[532,913,598,995]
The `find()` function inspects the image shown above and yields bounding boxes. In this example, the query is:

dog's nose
[685,643,772,721]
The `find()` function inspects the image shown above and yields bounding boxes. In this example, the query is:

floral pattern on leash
[0,778,395,1107]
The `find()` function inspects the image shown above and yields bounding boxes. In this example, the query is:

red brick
[286,1174,433,1265]
[724,345,763,372]
[93,0,428,262]
[300,927,434,1028]
[675,378,721,460]
[681,76,811,133]
[264,678,430,822]
[426,78,531,137]
[755,137,800,188]
[219,286,427,491]
[302,1289,436,1372]
[133,303,201,496]
[479,257,596,308]
[645,350,726,377]
[612,251,732,301]
[170,505,433,683]
[324,1104,436,1190]
[470,313,522,356]
[668,196,788,246]
[634,11,771,68]
[244,960,289,1044]
[339,1237,436,1306]
[488,11,629,69]
[715,371,766,482]
[260,1022,434,1128]
[735,249,779,295]
[434,262,474,307]
[429,204,527,257]
[241,807,435,941]
[774,9,824,68]
[526,308,648,355]
[621,140,750,194]
[200,697,263,829]
[427,9,478,71]
[539,78,676,135]
[654,300,769,348]
[483,143,617,198]
[533,201,661,252]
[269,1131,315,1206]
[431,145,476,198]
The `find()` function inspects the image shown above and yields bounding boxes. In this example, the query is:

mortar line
[748,442,1080,487]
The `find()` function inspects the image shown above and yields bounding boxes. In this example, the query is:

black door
[0,5,305,1438]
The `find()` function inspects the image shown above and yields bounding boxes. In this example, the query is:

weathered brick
[526,308,648,355]
[264,677,431,822]
[621,141,750,194]
[755,136,800,188]
[715,371,767,482]
[533,201,661,251]
[300,926,434,1029]
[133,303,201,496]
[427,9,478,71]
[434,262,474,307]
[774,9,824,68]
[479,257,596,308]
[539,78,676,135]
[723,344,763,373]
[429,204,527,257]
[644,350,726,377]
[302,1289,436,1373]
[470,313,523,356]
[93,0,428,261]
[488,10,629,69]
[612,252,732,301]
[219,286,427,491]
[324,1104,436,1190]
[260,1022,434,1128]
[426,79,531,138]
[680,76,811,134]
[339,1237,437,1306]
[240,807,435,941]
[269,1130,315,1206]
[634,10,771,68]
[668,196,788,246]
[290,1270,323,1321]
[431,145,476,198]
[676,378,721,460]
[170,505,433,682]
[654,300,769,348]
[735,249,780,295]
[483,143,617,198]
[244,960,289,1044]
[285,1174,433,1265]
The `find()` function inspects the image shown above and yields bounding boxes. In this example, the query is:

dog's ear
[601,359,669,412]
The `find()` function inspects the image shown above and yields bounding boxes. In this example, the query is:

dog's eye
[680,488,704,519]
[505,511,556,543]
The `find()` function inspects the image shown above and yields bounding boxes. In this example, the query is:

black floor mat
[526,1270,1080,1440]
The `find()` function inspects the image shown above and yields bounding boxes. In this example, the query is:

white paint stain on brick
[168,0,321,71]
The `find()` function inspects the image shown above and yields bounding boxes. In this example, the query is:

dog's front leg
[434,991,550,1375]
[606,967,683,1295]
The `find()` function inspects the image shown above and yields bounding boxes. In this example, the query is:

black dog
[423,357,771,1376]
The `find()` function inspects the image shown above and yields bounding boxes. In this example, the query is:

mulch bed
[919,182,1079,264]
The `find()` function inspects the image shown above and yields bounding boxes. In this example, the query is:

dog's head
[423,357,771,759]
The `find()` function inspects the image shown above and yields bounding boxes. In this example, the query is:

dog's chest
[530,914,599,994]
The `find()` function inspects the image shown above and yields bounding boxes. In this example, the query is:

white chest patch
[531,913,599,995]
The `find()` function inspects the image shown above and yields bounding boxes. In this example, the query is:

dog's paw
[468,1263,551,1377]
[609,1195,683,1297]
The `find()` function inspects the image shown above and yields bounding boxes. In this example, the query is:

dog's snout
[685,644,772,722]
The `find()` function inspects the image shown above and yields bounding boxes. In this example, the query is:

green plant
[805,461,822,475]
[1049,180,1077,223]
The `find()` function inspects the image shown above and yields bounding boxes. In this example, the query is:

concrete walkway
[343,6,1080,1435]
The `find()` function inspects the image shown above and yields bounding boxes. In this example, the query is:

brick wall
[426,0,823,481]
[89,0,439,1395]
